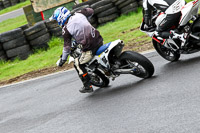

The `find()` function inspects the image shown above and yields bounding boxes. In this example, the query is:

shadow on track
[163,55,200,71]
[87,76,157,99]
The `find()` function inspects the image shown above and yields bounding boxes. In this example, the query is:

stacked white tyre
[91,0,119,25]
[113,0,138,15]
[24,21,50,50]
[0,28,32,60]
[45,20,62,38]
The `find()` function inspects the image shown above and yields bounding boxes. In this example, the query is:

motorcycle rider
[143,0,186,47]
[49,7,103,93]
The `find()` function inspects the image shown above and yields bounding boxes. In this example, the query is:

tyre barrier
[0,0,26,11]
[45,20,62,38]
[113,0,138,15]
[72,0,139,27]
[2,0,11,8]
[0,42,7,61]
[0,28,31,60]
[10,0,19,6]
[136,0,143,7]
[93,0,119,25]
[0,1,4,10]
[0,20,63,61]
[24,21,50,50]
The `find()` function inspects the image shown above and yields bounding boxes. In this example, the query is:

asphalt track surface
[1,51,200,133]
[0,8,24,22]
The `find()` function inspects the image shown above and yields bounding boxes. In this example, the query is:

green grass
[98,8,146,43]
[0,15,27,33]
[0,37,64,80]
[0,0,30,15]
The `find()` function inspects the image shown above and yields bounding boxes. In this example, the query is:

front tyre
[119,51,154,78]
[153,40,180,62]
[89,69,110,88]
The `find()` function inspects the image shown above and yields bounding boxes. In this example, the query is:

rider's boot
[79,73,93,93]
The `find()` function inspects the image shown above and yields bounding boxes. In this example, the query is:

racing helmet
[49,7,71,27]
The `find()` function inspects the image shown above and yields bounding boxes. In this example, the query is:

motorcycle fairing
[179,0,200,26]
[165,0,185,14]
[96,42,111,55]
[88,39,123,68]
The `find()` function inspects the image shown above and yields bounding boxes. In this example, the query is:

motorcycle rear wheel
[118,51,154,79]
[89,69,109,88]
[152,40,180,62]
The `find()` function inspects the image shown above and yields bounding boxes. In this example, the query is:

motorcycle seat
[96,42,111,55]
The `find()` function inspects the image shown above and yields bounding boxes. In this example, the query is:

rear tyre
[119,51,154,78]
[89,69,109,87]
[152,40,180,62]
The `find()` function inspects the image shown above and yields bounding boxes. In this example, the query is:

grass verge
[0,15,27,33]
[0,37,64,81]
[0,0,30,15]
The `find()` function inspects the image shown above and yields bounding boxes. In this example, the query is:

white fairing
[88,39,122,68]
[143,0,169,10]
[68,39,122,69]
[179,0,200,26]
[165,0,185,14]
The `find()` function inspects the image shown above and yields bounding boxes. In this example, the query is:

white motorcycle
[68,39,154,88]
[141,0,200,62]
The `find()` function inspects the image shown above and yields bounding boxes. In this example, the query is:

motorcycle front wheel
[118,51,154,79]
[89,69,110,88]
[152,40,180,62]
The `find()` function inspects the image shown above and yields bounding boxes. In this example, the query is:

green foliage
[0,0,30,15]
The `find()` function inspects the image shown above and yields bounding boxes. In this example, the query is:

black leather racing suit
[143,0,186,38]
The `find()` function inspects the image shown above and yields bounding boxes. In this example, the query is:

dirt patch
[0,63,74,86]
[121,27,140,34]
[0,40,154,87]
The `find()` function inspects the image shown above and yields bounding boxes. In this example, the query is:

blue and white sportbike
[68,39,154,87]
